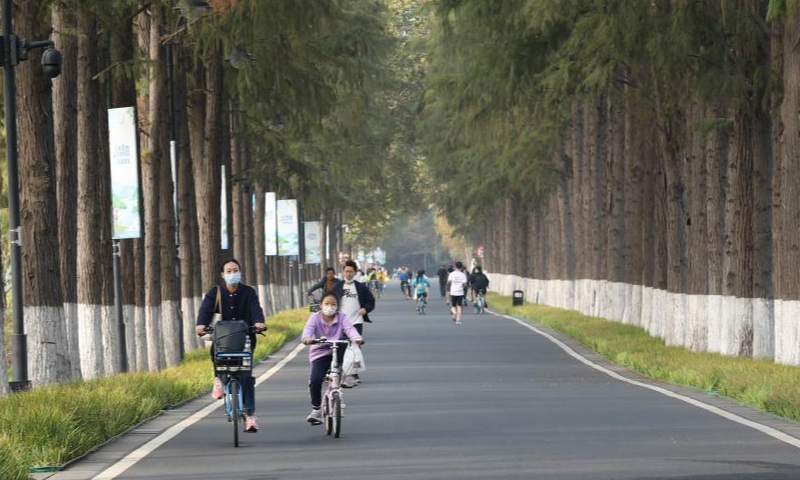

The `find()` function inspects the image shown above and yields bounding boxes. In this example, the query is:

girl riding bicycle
[196,258,266,433]
[302,291,363,425]
[412,270,430,303]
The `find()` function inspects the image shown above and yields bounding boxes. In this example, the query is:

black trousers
[309,348,348,408]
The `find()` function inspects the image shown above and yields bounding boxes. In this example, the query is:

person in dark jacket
[437,265,448,298]
[471,266,490,306]
[196,258,266,433]
[307,267,343,298]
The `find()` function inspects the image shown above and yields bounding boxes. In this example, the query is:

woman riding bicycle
[301,291,363,425]
[196,258,266,433]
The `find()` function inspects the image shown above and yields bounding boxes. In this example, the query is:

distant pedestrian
[437,264,448,298]
[447,261,468,325]
[307,267,342,298]
[332,260,375,386]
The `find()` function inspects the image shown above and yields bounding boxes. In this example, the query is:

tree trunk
[231,108,246,268]
[175,47,200,352]
[194,52,223,287]
[96,37,118,375]
[52,1,81,379]
[254,184,269,312]
[605,93,625,284]
[16,0,72,385]
[76,9,106,379]
[141,8,165,371]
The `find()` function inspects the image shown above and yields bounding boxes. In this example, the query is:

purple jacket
[302,311,363,363]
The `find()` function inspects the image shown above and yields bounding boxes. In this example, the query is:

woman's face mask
[224,272,241,285]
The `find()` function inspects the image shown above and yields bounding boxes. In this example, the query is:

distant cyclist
[307,267,342,298]
[471,266,490,306]
[398,267,411,299]
[412,269,431,306]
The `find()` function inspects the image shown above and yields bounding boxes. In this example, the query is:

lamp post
[1,0,62,391]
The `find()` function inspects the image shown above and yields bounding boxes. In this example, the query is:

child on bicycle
[412,270,430,305]
[301,291,363,425]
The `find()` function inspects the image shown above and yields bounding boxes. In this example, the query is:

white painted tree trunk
[182,296,198,353]
[77,303,104,379]
[124,304,137,372]
[195,295,204,349]
[102,304,119,375]
[162,300,182,367]
[0,306,8,396]
[26,306,73,385]
[64,302,81,378]
[258,283,269,316]
[146,304,164,372]
[134,305,148,371]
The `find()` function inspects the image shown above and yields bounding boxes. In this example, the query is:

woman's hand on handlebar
[254,322,266,333]
[195,325,208,336]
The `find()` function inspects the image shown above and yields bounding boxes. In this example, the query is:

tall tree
[52,0,81,378]
[75,4,106,379]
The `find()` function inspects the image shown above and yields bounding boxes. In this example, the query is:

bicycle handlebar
[199,325,266,336]
[311,337,351,345]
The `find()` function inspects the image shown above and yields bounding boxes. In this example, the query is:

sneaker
[211,377,223,400]
[244,415,259,433]
[307,408,323,425]
[456,320,462,325]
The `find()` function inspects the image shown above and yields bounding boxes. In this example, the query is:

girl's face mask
[322,306,338,316]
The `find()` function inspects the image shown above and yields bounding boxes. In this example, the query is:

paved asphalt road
[50,281,800,480]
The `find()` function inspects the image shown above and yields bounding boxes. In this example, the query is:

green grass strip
[0,308,308,480]
[488,293,800,424]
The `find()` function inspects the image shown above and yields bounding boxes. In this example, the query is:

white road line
[491,310,800,450]
[92,342,306,480]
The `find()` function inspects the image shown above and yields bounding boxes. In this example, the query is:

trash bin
[512,290,524,306]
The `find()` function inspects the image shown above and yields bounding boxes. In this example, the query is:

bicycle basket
[213,320,249,353]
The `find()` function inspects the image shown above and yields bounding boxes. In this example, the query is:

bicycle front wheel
[230,380,240,447]
[332,392,342,438]
[324,395,333,436]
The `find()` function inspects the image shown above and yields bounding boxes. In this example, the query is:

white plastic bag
[343,343,366,375]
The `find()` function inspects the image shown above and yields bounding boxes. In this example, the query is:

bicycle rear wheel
[230,380,240,447]
[332,392,342,438]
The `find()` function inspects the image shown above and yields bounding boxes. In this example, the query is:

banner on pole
[221,165,229,250]
[277,199,299,256]
[304,221,321,264]
[108,107,142,239]
[264,192,278,255]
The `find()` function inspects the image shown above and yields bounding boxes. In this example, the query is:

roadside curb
[34,336,302,480]
[488,308,800,449]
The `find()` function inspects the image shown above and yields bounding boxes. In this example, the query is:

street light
[2,0,63,392]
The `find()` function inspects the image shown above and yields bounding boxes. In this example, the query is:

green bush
[0,308,307,479]
[489,293,800,423]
